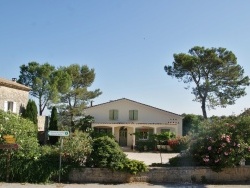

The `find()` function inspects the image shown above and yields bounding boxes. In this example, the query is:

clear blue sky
[1,0,250,117]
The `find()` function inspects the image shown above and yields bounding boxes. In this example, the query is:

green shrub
[9,152,59,183]
[86,136,148,174]
[169,154,197,167]
[0,145,69,183]
[135,140,156,152]
[123,159,148,175]
[86,136,127,170]
[0,110,39,159]
[62,130,92,166]
[0,111,91,183]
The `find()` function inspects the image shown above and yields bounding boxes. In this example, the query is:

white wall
[85,99,182,124]
[85,99,183,136]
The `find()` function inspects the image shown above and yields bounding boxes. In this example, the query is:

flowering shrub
[189,117,250,172]
[168,136,189,152]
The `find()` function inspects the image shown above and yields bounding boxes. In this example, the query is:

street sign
[48,131,69,137]
[0,144,19,150]
[3,135,16,144]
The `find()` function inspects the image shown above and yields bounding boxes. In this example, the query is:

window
[4,101,16,113]
[136,128,152,140]
[109,109,118,120]
[139,131,148,140]
[129,110,138,120]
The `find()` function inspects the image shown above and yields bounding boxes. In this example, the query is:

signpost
[3,135,16,144]
[48,131,69,137]
[0,143,19,150]
[48,130,69,183]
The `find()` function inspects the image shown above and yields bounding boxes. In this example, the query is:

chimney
[90,100,94,107]
[12,78,17,82]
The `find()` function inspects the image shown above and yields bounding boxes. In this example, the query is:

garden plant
[169,116,250,172]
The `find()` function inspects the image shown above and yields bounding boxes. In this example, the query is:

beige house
[0,77,30,114]
[84,98,183,147]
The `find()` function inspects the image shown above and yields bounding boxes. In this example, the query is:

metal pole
[59,138,63,183]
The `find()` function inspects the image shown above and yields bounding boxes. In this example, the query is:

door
[119,127,127,146]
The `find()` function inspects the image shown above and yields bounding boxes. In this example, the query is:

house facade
[84,98,183,147]
[0,77,30,114]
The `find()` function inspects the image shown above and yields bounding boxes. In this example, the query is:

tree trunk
[39,97,42,116]
[70,113,75,133]
[201,98,207,119]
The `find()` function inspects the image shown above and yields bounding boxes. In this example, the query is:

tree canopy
[165,46,250,118]
[18,62,101,129]
[18,62,58,115]
[56,64,102,129]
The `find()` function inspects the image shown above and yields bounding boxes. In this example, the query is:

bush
[0,111,92,183]
[8,151,59,183]
[169,155,197,167]
[86,136,127,170]
[168,136,190,152]
[189,117,250,172]
[86,136,148,174]
[123,159,148,175]
[0,110,39,159]
[62,130,92,166]
[136,140,156,152]
[0,145,70,183]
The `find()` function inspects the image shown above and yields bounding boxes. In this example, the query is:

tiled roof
[87,98,183,118]
[0,77,31,91]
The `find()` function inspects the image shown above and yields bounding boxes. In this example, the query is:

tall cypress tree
[49,106,58,145]
[22,99,38,125]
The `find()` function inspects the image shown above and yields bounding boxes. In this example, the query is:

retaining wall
[68,166,250,184]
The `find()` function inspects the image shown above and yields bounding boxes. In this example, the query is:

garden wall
[68,166,250,184]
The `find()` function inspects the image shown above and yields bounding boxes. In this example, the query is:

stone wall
[68,166,250,184]
[0,85,29,114]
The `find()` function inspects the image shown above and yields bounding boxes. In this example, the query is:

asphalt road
[1,183,250,188]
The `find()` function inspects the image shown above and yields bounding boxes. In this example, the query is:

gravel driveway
[124,152,178,165]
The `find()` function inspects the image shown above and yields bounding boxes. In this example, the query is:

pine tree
[49,106,58,145]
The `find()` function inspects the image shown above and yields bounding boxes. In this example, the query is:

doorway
[119,127,127,146]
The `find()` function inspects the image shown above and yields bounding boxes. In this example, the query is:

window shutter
[4,101,8,112]
[13,102,17,113]
[109,110,113,120]
[114,110,118,120]
[134,110,138,120]
[129,110,133,120]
